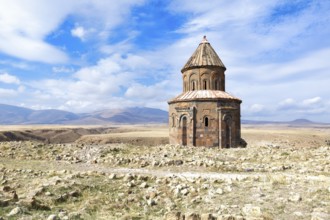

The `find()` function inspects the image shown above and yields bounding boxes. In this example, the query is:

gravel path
[2,158,329,183]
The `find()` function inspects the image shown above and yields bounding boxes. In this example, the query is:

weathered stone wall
[169,99,241,148]
[218,101,241,148]
[182,67,225,92]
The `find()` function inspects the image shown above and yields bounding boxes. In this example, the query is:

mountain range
[0,104,168,125]
[0,103,327,125]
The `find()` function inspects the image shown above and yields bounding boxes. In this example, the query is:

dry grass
[0,125,329,219]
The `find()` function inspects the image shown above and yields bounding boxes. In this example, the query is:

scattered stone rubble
[0,138,329,219]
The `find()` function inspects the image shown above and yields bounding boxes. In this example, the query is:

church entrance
[223,114,232,148]
[225,123,231,148]
[182,116,187,146]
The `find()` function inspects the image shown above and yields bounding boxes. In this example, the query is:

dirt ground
[0,125,329,219]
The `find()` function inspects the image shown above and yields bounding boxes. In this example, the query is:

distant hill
[289,118,314,124]
[242,118,328,126]
[0,104,80,124]
[89,107,168,123]
[0,104,168,125]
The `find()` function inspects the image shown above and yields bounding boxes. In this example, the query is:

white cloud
[0,0,75,63]
[0,60,32,70]
[18,86,25,93]
[302,97,322,106]
[0,33,68,64]
[278,98,296,110]
[168,0,330,64]
[71,26,87,41]
[276,97,326,116]
[0,0,146,63]
[0,88,18,97]
[0,85,24,99]
[24,52,155,112]
[52,66,74,73]
[249,104,265,113]
[0,73,20,84]
[169,0,278,33]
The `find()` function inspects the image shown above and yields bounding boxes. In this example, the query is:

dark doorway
[182,117,187,146]
[225,123,231,148]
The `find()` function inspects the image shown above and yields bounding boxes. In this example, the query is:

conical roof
[181,36,226,72]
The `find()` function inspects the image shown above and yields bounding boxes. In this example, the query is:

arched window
[214,80,218,90]
[203,80,207,90]
[205,117,209,127]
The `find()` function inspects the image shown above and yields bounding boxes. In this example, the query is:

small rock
[288,193,301,202]
[10,190,18,201]
[124,174,134,181]
[0,199,10,207]
[140,161,149,167]
[186,213,201,220]
[152,161,160,167]
[216,188,224,195]
[225,186,232,192]
[191,196,202,204]
[175,160,184,165]
[69,190,81,197]
[68,212,81,219]
[201,184,210,190]
[47,214,59,220]
[181,188,189,196]
[293,212,303,217]
[2,185,11,192]
[201,213,216,220]
[165,211,184,220]
[242,204,262,217]
[7,207,23,217]
[31,186,45,196]
[55,193,69,203]
[58,210,68,218]
[311,212,330,220]
[109,173,116,179]
[147,199,156,206]
[148,191,157,199]
[156,178,163,184]
[140,182,148,188]
[127,181,136,188]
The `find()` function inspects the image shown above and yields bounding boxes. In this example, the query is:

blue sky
[0,0,329,122]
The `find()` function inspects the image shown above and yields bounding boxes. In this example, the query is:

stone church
[168,36,246,148]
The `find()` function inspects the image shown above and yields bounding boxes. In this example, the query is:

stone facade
[168,36,246,148]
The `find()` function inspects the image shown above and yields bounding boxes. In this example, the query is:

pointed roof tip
[201,35,208,43]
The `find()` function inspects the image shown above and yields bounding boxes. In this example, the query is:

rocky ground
[0,126,329,219]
